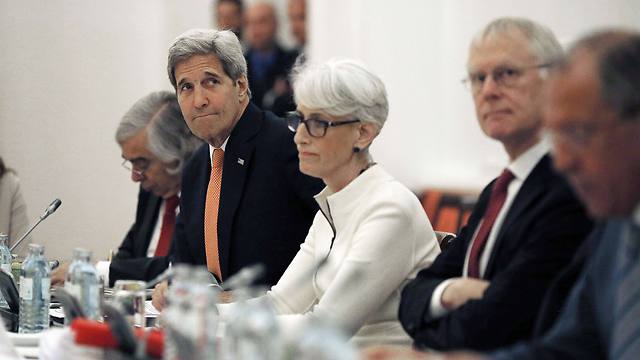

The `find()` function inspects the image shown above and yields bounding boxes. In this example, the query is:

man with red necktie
[52,91,202,287]
[398,17,593,351]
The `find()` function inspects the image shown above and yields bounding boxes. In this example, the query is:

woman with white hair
[249,58,441,346]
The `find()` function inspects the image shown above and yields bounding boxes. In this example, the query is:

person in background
[397,17,593,351]
[243,1,297,115]
[0,156,31,256]
[287,0,306,52]
[365,27,640,360]
[152,29,323,310]
[52,91,202,287]
[220,58,441,347]
[214,0,244,40]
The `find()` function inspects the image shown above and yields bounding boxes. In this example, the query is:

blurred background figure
[244,0,297,115]
[0,156,31,256]
[287,0,306,52]
[51,91,203,287]
[214,0,244,39]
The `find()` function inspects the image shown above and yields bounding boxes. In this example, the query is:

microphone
[42,199,62,220]
[10,198,62,252]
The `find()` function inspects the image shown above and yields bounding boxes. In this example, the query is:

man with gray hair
[52,91,202,287]
[484,27,640,360]
[152,29,322,309]
[368,28,640,360]
[397,17,592,351]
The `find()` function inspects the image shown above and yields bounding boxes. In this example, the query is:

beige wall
[0,0,212,261]
[1,0,638,261]
[309,0,640,190]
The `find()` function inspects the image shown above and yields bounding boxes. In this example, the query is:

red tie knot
[494,169,515,194]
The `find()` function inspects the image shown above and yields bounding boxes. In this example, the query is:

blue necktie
[611,221,640,360]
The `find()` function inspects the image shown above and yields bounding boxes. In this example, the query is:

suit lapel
[137,193,161,257]
[217,104,261,278]
[194,148,210,265]
[461,183,492,249]
[484,155,554,276]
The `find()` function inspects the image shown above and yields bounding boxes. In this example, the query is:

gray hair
[167,28,250,97]
[291,58,389,130]
[471,17,563,67]
[116,91,203,174]
[565,30,640,122]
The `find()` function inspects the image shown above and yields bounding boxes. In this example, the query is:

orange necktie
[204,148,224,279]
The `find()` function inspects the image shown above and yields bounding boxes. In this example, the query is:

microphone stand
[10,217,43,253]
[10,199,62,253]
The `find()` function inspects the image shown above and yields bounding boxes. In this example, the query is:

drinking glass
[112,280,146,327]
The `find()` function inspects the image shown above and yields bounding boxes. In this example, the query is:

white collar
[507,140,549,182]
[633,202,640,227]
[208,138,229,167]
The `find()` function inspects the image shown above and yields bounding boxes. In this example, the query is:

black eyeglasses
[286,111,360,138]
[462,63,552,94]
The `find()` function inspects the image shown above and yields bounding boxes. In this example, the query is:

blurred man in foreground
[366,28,640,360]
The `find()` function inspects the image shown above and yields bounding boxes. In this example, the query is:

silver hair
[167,28,250,97]
[471,17,564,67]
[291,58,389,130]
[116,91,203,174]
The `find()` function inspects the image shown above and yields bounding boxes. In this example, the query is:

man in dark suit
[152,29,323,309]
[397,17,593,351]
[364,29,640,360]
[52,91,203,287]
[485,28,640,360]
[244,1,298,116]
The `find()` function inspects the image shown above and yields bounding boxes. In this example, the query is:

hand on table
[361,346,488,360]
[441,278,490,310]
[361,345,430,359]
[50,262,70,285]
[151,280,169,311]
[218,290,234,303]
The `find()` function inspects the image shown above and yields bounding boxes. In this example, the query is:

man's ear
[236,76,249,99]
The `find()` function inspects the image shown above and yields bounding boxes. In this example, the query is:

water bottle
[162,265,191,360]
[19,244,50,333]
[163,265,220,360]
[222,287,282,360]
[0,234,13,309]
[290,316,358,360]
[65,248,101,320]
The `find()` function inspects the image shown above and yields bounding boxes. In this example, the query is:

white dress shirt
[97,195,180,286]
[208,139,228,167]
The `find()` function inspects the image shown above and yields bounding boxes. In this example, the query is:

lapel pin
[237,158,245,165]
